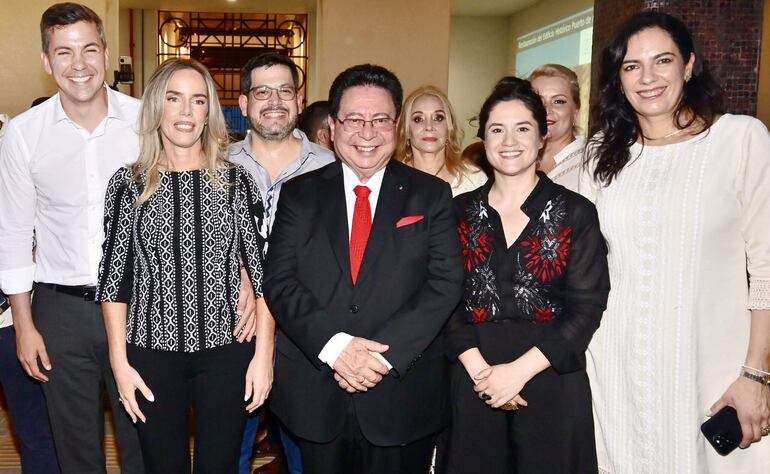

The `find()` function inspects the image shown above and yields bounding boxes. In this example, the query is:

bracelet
[741,370,770,386]
[742,364,770,377]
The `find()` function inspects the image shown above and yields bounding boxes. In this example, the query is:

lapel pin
[398,185,404,191]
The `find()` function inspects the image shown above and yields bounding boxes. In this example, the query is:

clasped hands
[333,337,390,393]
[472,362,529,410]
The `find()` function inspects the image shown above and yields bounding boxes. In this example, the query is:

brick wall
[590,0,764,116]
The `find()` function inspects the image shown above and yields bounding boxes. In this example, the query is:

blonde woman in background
[396,86,487,196]
[529,64,584,190]
[97,58,270,473]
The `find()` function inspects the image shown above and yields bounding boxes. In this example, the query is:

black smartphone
[701,406,742,455]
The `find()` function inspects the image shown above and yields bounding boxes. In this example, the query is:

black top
[446,172,610,373]
[97,166,265,352]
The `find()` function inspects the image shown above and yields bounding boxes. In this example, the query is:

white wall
[448,16,511,148]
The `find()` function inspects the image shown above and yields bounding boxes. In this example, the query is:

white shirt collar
[553,136,585,165]
[51,83,124,125]
[341,161,386,198]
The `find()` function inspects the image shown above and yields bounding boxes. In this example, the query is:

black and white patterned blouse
[97,166,265,352]
[446,172,610,373]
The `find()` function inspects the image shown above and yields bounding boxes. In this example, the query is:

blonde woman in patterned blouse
[396,86,487,196]
[97,58,269,473]
[529,64,584,191]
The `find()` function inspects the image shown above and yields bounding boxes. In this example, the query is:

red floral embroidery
[472,307,488,323]
[458,221,492,271]
[535,307,553,324]
[521,226,572,282]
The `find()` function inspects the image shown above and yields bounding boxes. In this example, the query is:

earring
[684,73,691,83]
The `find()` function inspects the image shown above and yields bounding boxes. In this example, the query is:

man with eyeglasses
[228,52,333,474]
[264,64,462,474]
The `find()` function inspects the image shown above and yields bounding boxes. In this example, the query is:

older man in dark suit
[264,65,462,474]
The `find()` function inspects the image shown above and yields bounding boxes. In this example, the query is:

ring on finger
[762,426,770,437]
[500,401,519,411]
[481,393,492,401]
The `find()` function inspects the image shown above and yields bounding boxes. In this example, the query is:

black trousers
[128,341,253,474]
[440,321,597,474]
[297,401,435,474]
[32,283,144,474]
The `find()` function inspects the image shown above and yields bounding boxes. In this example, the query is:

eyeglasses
[248,85,297,101]
[335,117,396,132]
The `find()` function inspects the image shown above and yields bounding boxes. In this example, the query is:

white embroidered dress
[580,114,770,473]
[547,136,585,192]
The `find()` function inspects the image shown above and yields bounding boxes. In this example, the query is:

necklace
[644,127,688,141]
[433,162,446,177]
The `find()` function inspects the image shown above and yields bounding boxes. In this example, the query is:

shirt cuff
[0,265,35,294]
[318,332,354,368]
[748,277,770,310]
[371,351,393,371]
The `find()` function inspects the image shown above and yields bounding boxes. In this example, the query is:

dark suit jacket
[264,159,462,446]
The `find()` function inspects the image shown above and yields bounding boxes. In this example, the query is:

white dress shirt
[0,87,140,294]
[0,113,11,327]
[318,162,392,370]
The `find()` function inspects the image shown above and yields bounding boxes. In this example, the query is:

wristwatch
[741,370,770,386]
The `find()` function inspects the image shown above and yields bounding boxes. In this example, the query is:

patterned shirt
[228,129,335,243]
[97,166,265,352]
[446,172,610,373]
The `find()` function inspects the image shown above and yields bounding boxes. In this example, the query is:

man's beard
[250,107,297,141]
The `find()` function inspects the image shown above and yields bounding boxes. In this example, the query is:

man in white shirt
[0,4,145,472]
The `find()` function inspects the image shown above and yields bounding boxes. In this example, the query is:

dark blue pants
[0,325,60,473]
[239,413,304,474]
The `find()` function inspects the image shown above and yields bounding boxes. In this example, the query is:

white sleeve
[0,122,36,294]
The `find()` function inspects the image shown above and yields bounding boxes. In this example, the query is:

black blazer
[264,159,462,445]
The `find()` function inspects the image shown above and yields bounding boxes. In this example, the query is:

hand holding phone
[701,406,742,455]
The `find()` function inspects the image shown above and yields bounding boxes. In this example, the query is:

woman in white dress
[581,11,770,473]
[396,86,487,196]
[529,64,585,191]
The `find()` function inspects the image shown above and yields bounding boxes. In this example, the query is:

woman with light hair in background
[397,85,487,196]
[529,64,584,190]
[97,58,270,473]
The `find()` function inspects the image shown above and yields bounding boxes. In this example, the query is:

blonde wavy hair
[528,64,581,135]
[132,58,231,206]
[395,85,467,177]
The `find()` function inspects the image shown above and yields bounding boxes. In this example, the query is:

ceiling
[451,0,540,16]
[122,0,541,17]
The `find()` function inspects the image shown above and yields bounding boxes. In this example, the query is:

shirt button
[349,305,359,314]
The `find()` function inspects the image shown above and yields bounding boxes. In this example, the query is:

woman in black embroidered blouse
[97,59,270,473]
[441,78,609,474]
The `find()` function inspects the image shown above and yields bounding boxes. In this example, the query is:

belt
[39,283,97,301]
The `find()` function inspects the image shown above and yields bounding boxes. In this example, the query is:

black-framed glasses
[248,85,297,101]
[335,116,396,132]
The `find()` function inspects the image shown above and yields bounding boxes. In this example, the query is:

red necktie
[350,185,372,285]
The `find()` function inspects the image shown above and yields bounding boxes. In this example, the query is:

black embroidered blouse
[446,172,610,373]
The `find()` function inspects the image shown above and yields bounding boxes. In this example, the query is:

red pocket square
[396,215,424,228]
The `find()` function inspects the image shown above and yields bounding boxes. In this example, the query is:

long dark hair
[588,11,724,185]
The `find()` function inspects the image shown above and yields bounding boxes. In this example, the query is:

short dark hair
[40,3,106,53]
[298,100,330,138]
[328,64,403,119]
[240,52,300,94]
[589,11,723,185]
[30,96,49,108]
[476,76,547,140]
